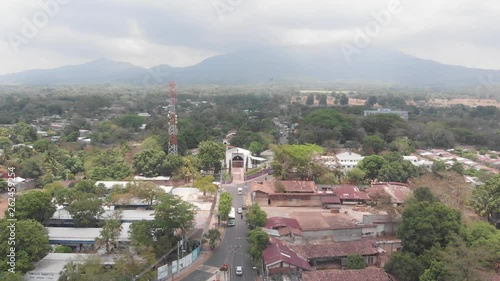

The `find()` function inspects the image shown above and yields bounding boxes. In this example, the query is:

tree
[362,135,385,154]
[163,154,185,176]
[357,155,388,181]
[58,256,115,281]
[133,149,167,177]
[318,94,327,106]
[378,159,419,183]
[193,175,218,196]
[197,141,226,174]
[384,252,424,281]
[432,160,447,173]
[470,174,500,224]
[0,219,50,274]
[12,190,55,224]
[130,220,154,248]
[96,213,122,254]
[32,139,51,153]
[154,194,197,234]
[365,96,378,107]
[347,254,366,269]
[10,122,37,144]
[247,204,267,228]
[203,228,222,249]
[407,187,440,205]
[339,93,349,106]
[247,228,269,261]
[397,202,462,256]
[344,168,367,185]
[271,144,324,180]
[66,197,104,227]
[249,141,265,156]
[219,191,233,223]
[85,149,132,180]
[450,161,464,175]
[305,94,314,105]
[130,181,165,205]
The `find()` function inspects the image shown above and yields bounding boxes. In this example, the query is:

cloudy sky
[1,0,499,75]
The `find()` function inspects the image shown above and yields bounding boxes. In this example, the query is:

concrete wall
[268,194,324,207]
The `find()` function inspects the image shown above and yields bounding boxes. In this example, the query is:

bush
[54,245,73,253]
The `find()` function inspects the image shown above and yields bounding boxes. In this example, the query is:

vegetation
[203,228,222,249]
[247,227,269,262]
[246,203,267,228]
[347,254,366,269]
[218,191,233,223]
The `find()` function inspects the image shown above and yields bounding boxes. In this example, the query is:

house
[330,185,371,205]
[302,267,392,281]
[366,182,412,207]
[336,152,364,170]
[292,212,373,242]
[46,223,131,252]
[265,217,303,243]
[263,237,313,277]
[251,180,342,207]
[290,239,382,268]
[225,147,266,170]
[364,108,409,120]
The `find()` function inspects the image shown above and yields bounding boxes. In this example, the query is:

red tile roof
[302,267,390,281]
[266,217,302,230]
[331,185,371,201]
[290,239,379,259]
[263,237,313,271]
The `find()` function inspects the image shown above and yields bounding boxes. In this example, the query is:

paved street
[182,181,255,281]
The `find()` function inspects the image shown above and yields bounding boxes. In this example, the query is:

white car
[237,208,243,214]
[236,266,243,276]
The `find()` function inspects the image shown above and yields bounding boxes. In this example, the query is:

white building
[224,147,266,170]
[336,152,364,170]
[24,253,117,281]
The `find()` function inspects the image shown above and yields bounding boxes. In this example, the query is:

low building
[265,217,303,243]
[330,185,371,205]
[24,253,117,281]
[263,237,313,277]
[292,212,373,242]
[364,108,409,120]
[336,152,364,171]
[302,267,392,281]
[290,239,382,268]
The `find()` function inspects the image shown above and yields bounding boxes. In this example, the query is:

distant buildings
[364,108,408,120]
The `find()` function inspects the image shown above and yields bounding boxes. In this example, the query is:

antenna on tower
[168,81,178,155]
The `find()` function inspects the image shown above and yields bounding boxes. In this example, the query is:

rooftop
[302,267,390,281]
[292,212,361,231]
[290,239,379,259]
[263,237,313,271]
[367,182,412,204]
[266,217,302,230]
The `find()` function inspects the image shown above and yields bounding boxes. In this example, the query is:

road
[182,181,255,281]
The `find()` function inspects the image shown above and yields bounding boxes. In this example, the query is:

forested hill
[1,47,500,87]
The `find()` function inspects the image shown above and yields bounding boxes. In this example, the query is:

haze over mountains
[1,47,499,87]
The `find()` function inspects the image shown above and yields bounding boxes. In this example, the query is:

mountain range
[1,47,499,87]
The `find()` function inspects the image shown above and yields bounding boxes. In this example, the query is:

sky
[1,0,500,75]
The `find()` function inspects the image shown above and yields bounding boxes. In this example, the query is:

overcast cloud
[1,0,499,75]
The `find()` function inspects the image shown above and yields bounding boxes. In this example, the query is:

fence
[157,247,202,281]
